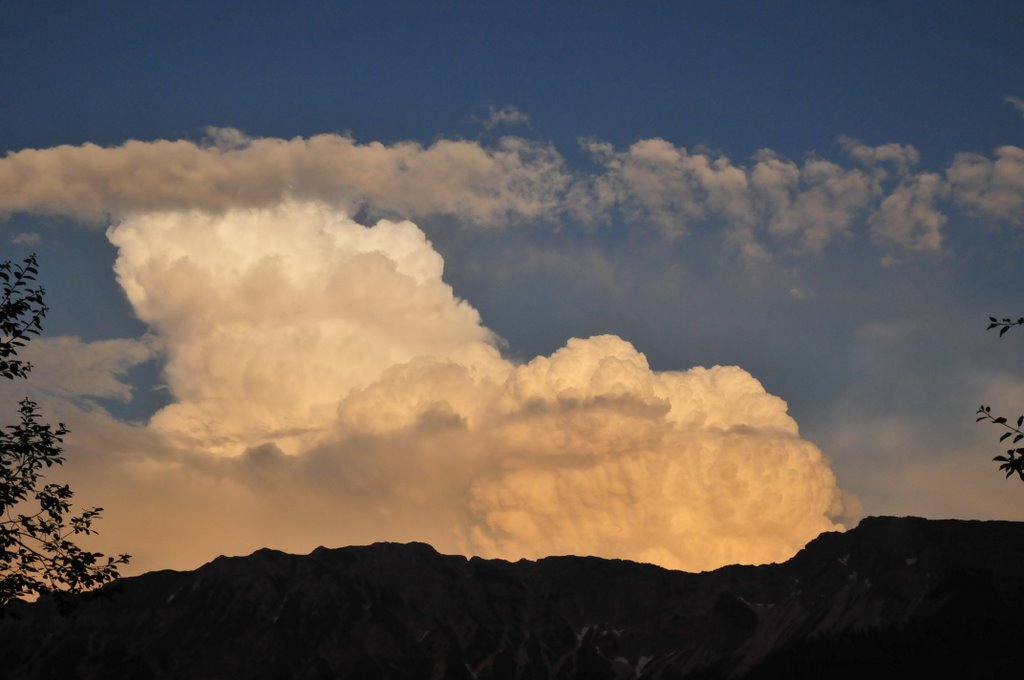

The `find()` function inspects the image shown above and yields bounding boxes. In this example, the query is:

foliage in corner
[1,255,129,612]
[978,316,1024,481]
[986,316,1024,338]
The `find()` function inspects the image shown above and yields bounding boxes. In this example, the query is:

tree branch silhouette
[1,255,129,613]
[978,316,1024,481]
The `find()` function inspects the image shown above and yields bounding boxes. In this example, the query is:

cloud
[574,139,878,255]
[572,138,755,238]
[1006,96,1024,116]
[4,130,1022,263]
[840,136,920,177]
[0,130,570,226]
[459,336,851,569]
[32,200,854,573]
[107,201,496,454]
[868,172,948,252]
[1,336,157,403]
[10,232,42,246]
[755,152,877,253]
[483,105,530,130]
[575,135,1023,257]
[8,125,1024,574]
[947,146,1024,224]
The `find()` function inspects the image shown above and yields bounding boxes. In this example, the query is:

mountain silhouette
[2,516,1022,679]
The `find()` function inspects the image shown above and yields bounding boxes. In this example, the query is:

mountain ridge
[3,516,1022,679]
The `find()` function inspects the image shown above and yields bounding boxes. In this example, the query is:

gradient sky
[2,1,1023,575]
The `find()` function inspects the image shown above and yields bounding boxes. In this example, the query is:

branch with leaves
[976,406,1024,481]
[1,255,129,612]
[987,316,1024,338]
[979,313,1024,483]
[0,256,46,381]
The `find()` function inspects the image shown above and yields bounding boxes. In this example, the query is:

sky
[1,1,1023,576]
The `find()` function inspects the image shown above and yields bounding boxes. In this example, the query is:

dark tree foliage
[978,317,1024,481]
[1,255,129,611]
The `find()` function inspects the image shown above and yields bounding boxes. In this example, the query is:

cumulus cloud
[572,138,754,237]
[460,337,849,569]
[570,135,1022,256]
[840,136,920,177]
[588,135,1024,255]
[107,202,496,454]
[0,130,570,226]
[947,146,1024,224]
[868,172,948,252]
[64,201,853,572]
[574,139,879,254]
[1006,96,1024,116]
[756,153,877,253]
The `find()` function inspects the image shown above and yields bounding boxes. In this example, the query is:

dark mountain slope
[2,516,1022,679]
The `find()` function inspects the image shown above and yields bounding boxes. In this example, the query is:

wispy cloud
[12,336,158,403]
[9,232,42,245]
[482,105,530,130]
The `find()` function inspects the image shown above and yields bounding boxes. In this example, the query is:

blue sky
[2,1,1023,573]
[5,1,1022,153]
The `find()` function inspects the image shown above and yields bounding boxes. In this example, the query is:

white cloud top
[108,202,494,453]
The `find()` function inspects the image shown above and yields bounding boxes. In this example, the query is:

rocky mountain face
[2,516,1022,679]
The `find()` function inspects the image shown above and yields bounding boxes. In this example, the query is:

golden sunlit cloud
[108,202,495,454]
[45,200,860,573]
